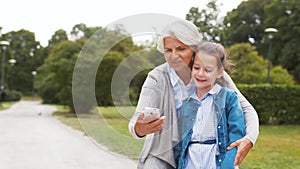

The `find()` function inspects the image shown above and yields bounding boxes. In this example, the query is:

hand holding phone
[143,107,160,119]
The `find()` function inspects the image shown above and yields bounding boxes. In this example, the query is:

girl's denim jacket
[177,87,245,169]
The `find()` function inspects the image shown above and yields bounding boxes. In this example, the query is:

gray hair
[157,20,203,53]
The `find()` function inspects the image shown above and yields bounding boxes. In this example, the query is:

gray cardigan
[128,63,259,168]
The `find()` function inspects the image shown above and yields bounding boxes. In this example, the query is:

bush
[238,84,300,125]
[1,90,22,101]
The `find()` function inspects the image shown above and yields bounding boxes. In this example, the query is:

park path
[0,101,137,169]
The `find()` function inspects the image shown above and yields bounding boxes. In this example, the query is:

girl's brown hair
[196,42,234,72]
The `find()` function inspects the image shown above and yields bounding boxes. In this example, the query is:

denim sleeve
[222,71,259,145]
[226,91,246,144]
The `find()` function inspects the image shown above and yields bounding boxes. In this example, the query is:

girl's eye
[206,69,213,73]
[193,66,199,70]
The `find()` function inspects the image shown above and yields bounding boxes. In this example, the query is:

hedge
[238,84,300,125]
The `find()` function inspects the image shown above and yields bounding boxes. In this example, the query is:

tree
[228,43,268,84]
[37,23,152,113]
[48,29,68,47]
[36,39,84,109]
[4,29,43,95]
[186,0,223,41]
[70,23,101,40]
[227,43,294,84]
[264,0,300,82]
[221,0,270,49]
[222,0,300,82]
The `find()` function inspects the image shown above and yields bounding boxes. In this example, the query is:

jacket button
[218,126,221,129]
[218,142,222,145]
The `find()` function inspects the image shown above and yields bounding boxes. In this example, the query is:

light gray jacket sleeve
[128,72,160,139]
[218,72,259,145]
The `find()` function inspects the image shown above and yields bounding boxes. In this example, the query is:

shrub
[238,84,300,125]
[1,90,22,101]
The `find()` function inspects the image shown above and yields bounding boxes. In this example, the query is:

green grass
[53,105,300,168]
[53,106,144,159]
[239,125,300,169]
[0,101,18,110]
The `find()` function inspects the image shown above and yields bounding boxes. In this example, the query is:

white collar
[168,64,193,87]
[189,83,222,101]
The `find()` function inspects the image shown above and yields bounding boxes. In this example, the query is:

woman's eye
[178,47,186,51]
[193,66,199,70]
[164,49,172,53]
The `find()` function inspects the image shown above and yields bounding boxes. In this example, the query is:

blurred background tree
[0,0,298,112]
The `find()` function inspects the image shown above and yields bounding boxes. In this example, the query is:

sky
[0,0,244,46]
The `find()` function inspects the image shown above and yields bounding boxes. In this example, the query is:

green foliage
[1,90,22,101]
[238,84,300,125]
[228,43,268,84]
[70,23,102,40]
[96,51,124,106]
[227,43,294,84]
[264,0,300,76]
[36,39,83,109]
[270,66,294,85]
[222,0,300,82]
[186,0,223,41]
[48,29,68,47]
[221,0,270,47]
[3,29,43,94]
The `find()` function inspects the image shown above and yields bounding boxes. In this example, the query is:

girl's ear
[217,67,224,79]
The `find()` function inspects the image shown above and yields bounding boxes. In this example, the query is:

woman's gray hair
[157,20,203,53]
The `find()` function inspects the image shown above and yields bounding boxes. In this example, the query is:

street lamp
[9,59,16,91]
[31,71,37,100]
[264,27,278,83]
[0,40,9,91]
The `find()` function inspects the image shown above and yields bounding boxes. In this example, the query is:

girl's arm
[221,90,246,169]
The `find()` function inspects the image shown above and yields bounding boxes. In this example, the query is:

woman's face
[163,36,194,72]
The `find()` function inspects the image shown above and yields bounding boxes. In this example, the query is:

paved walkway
[0,101,137,169]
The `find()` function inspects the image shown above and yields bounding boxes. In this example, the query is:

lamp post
[9,59,16,91]
[31,71,37,100]
[0,40,9,91]
[264,27,278,83]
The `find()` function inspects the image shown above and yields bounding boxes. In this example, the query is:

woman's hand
[227,138,253,166]
[134,113,166,137]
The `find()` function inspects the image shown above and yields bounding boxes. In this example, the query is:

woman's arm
[128,72,165,138]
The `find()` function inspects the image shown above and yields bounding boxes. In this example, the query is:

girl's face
[192,52,224,91]
[163,36,194,72]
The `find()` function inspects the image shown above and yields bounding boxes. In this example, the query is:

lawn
[53,106,300,168]
[0,101,18,110]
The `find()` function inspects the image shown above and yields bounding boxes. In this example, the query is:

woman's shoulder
[148,63,169,77]
[150,63,168,72]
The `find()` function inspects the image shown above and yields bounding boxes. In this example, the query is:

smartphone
[143,107,160,119]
